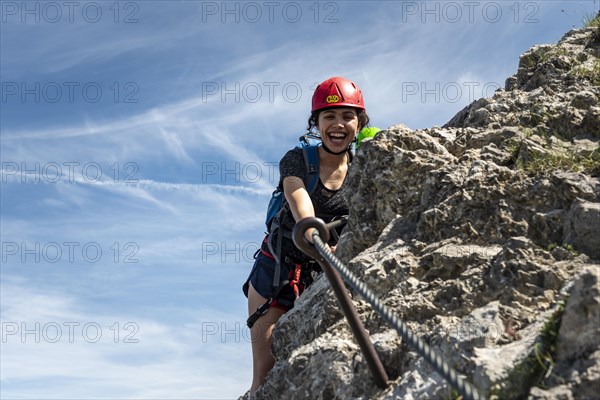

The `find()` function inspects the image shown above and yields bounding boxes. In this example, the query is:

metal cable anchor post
[293,217,389,389]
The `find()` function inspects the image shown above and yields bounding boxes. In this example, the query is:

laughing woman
[243,77,370,396]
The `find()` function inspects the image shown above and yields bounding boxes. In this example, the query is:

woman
[243,76,370,395]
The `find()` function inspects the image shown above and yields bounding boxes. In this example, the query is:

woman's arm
[283,176,316,242]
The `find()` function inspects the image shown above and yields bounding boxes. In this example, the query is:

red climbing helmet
[311,76,365,112]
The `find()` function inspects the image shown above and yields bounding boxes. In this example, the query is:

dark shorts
[243,250,318,311]
[243,251,297,310]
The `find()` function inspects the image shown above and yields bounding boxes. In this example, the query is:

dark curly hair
[306,108,370,134]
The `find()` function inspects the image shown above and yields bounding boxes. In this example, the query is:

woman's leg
[247,282,286,394]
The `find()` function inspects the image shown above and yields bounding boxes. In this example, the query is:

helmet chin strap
[321,142,349,156]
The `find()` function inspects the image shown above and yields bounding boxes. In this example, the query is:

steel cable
[312,232,484,400]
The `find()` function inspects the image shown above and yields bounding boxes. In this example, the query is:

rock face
[254,21,600,400]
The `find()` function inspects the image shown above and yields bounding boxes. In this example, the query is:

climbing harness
[289,264,302,299]
[246,218,345,329]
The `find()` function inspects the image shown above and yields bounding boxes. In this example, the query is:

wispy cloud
[1,278,251,399]
[0,5,215,77]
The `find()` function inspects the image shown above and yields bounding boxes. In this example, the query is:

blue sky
[1,1,598,398]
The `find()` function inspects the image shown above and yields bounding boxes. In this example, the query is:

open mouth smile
[328,132,347,145]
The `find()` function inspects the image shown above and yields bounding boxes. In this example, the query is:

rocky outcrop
[253,20,600,400]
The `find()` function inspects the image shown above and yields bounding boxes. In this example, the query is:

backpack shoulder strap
[298,135,320,195]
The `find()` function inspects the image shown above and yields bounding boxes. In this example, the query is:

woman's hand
[304,227,316,243]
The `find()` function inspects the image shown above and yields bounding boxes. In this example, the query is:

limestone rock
[541,265,600,399]
[251,17,600,400]
[563,199,600,259]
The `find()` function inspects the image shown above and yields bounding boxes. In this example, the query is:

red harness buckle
[289,264,303,299]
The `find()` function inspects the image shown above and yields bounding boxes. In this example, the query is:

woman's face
[317,107,359,153]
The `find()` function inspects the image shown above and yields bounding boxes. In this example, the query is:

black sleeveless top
[268,147,350,264]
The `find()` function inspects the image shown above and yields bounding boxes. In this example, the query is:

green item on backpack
[356,127,381,148]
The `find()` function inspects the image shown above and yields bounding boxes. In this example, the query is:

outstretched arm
[283,176,316,242]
